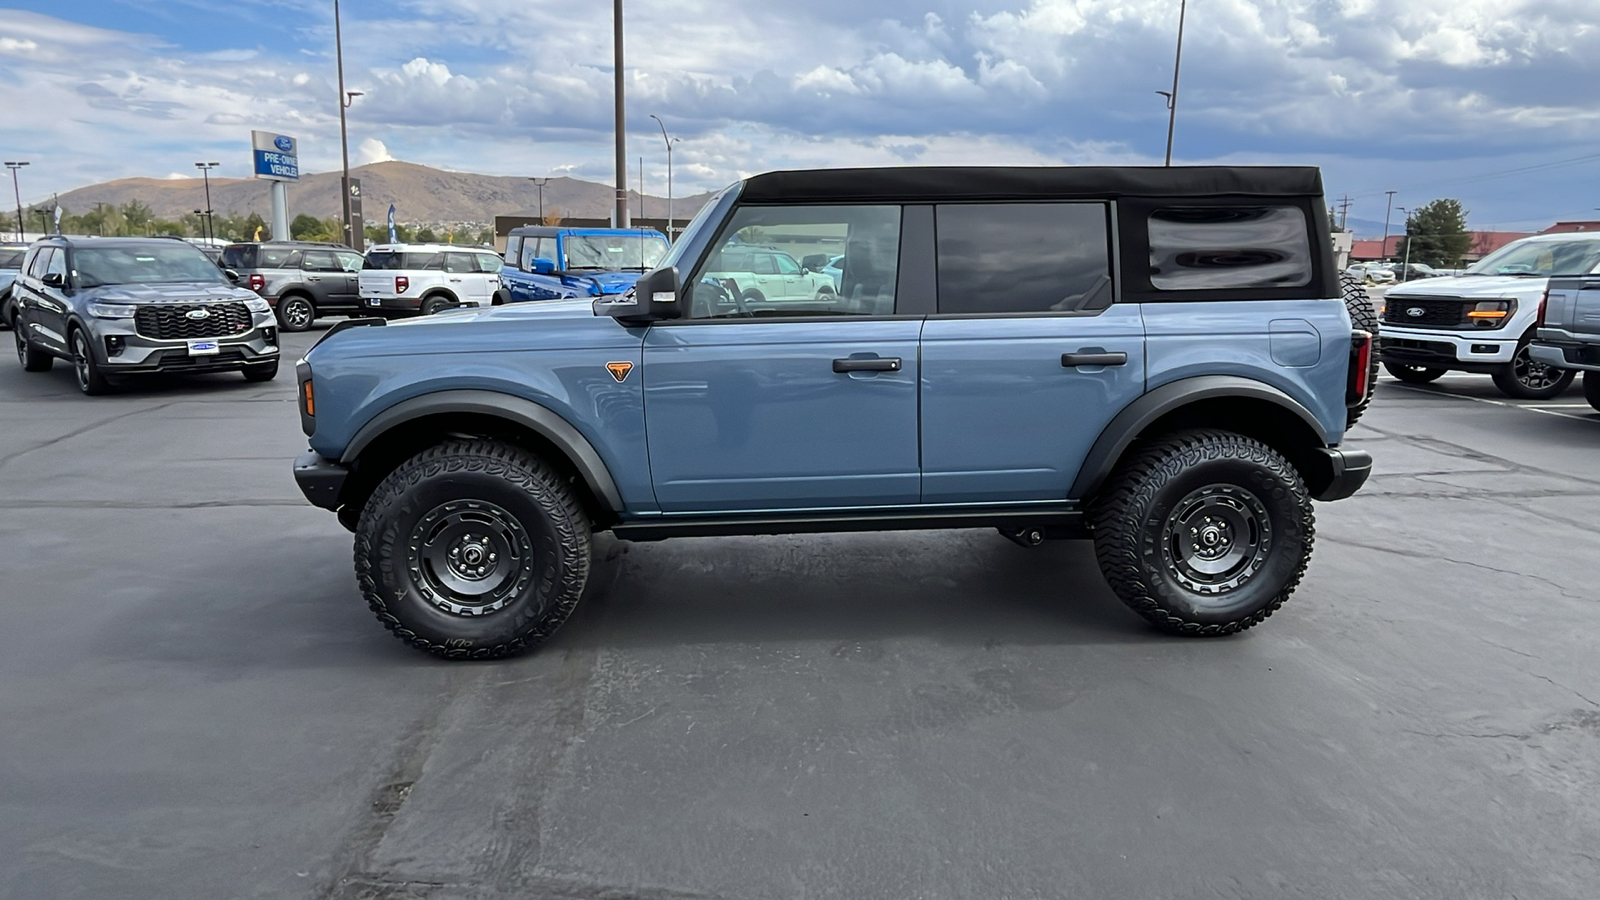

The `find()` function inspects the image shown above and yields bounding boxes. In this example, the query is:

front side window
[473,252,504,273]
[522,238,554,270]
[336,251,364,272]
[27,247,53,278]
[44,249,67,279]
[686,204,900,319]
[72,245,225,288]
[1149,206,1312,291]
[936,203,1112,314]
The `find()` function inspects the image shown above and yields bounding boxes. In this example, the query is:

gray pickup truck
[1532,276,1600,411]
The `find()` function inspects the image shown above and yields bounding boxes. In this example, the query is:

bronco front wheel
[1092,429,1314,636]
[355,440,592,659]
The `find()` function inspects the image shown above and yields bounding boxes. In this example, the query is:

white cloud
[356,138,394,165]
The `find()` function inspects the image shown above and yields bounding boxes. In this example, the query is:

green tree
[1396,199,1472,268]
[290,213,324,240]
[121,200,155,233]
[416,227,438,243]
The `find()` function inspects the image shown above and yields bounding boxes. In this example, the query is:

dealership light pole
[334,0,360,248]
[1157,0,1188,166]
[1381,190,1397,261]
[613,0,628,227]
[1396,207,1413,278]
[529,178,550,221]
[649,114,679,239]
[194,162,219,243]
[5,161,27,241]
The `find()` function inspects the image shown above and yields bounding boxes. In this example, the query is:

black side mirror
[41,272,65,289]
[595,266,682,325]
[224,268,241,284]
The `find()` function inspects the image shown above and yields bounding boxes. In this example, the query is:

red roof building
[1541,221,1600,234]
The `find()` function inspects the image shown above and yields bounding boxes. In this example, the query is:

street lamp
[529,178,550,221]
[1396,207,1413,278]
[334,0,362,249]
[192,208,215,240]
[4,161,27,241]
[1158,0,1188,166]
[612,0,628,227]
[1381,190,1397,262]
[194,162,219,243]
[648,114,680,239]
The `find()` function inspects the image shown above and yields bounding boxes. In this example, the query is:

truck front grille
[134,303,253,340]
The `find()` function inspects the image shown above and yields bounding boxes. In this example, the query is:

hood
[386,297,598,327]
[1387,274,1548,299]
[311,296,639,361]
[553,270,646,296]
[82,282,260,305]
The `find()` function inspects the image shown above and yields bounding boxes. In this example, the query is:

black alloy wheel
[422,295,453,316]
[1383,362,1447,384]
[70,328,111,395]
[277,295,315,332]
[1093,429,1314,636]
[1584,371,1600,413]
[1492,339,1575,400]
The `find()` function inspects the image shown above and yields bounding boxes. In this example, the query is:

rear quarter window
[1148,206,1312,291]
[219,246,254,269]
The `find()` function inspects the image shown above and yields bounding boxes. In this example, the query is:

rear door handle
[833,357,902,373]
[1061,352,1128,368]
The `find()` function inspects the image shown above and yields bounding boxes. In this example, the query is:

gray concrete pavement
[1,326,1597,899]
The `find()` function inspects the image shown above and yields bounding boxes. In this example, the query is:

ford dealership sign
[251,131,300,182]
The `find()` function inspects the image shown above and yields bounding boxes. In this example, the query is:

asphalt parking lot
[3,325,1598,900]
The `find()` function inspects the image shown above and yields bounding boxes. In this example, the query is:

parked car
[12,236,279,394]
[703,244,838,305]
[1390,263,1441,283]
[497,226,669,304]
[291,164,1375,659]
[0,242,25,329]
[1379,233,1600,398]
[799,252,847,292]
[357,243,504,317]
[219,241,364,332]
[1531,275,1600,411]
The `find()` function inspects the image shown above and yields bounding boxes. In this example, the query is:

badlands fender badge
[606,361,634,383]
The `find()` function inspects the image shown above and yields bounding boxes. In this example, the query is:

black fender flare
[340,389,624,514]
[1069,375,1331,500]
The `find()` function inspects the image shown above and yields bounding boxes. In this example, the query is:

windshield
[73,245,227,288]
[658,183,740,271]
[1466,238,1600,277]
[561,234,669,271]
[0,248,24,269]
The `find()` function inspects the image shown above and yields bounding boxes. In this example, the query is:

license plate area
[188,339,220,356]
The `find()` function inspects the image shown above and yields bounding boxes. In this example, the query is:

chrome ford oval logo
[186,308,212,320]
[1406,307,1425,317]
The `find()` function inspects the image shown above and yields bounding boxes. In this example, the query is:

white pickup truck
[1531,274,1600,411]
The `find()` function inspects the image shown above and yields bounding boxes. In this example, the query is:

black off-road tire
[16,327,52,372]
[1383,361,1446,384]
[241,360,279,382]
[354,440,592,660]
[1491,335,1575,400]
[277,294,316,332]
[1092,429,1314,636]
[492,290,510,306]
[1584,371,1600,413]
[1342,272,1379,428]
[422,294,454,316]
[70,327,112,395]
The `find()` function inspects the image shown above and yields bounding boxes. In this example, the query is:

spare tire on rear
[1342,272,1380,429]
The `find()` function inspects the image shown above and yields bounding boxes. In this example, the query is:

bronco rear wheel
[1342,273,1380,428]
[355,440,592,659]
[1092,429,1313,636]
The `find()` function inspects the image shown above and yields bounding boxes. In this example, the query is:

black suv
[12,236,280,394]
[219,241,363,332]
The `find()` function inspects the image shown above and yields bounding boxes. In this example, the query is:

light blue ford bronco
[292,166,1377,659]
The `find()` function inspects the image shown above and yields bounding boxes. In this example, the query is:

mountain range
[49,161,715,227]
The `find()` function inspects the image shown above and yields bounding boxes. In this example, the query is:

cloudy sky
[1,0,1597,233]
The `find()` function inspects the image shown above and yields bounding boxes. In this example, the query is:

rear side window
[416,253,445,270]
[1149,206,1312,290]
[219,245,253,268]
[935,203,1112,314]
[258,246,302,268]
[363,250,401,270]
[443,253,474,274]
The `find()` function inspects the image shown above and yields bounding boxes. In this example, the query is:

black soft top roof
[740,166,1324,204]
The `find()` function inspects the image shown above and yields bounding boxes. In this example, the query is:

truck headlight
[87,301,137,319]
[244,297,272,314]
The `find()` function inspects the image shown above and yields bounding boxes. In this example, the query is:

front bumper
[95,320,279,374]
[1307,447,1372,502]
[293,450,348,511]
[1378,325,1515,373]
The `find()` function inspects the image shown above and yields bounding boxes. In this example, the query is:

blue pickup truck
[495,225,670,305]
[293,166,1377,659]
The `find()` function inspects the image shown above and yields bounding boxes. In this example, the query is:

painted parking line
[1381,382,1600,423]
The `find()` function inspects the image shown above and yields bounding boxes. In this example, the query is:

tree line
[2,200,493,247]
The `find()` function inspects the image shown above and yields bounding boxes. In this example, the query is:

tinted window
[1149,206,1312,290]
[686,205,899,319]
[301,250,339,271]
[443,253,474,274]
[219,245,254,269]
[503,236,523,267]
[27,248,53,278]
[363,250,402,270]
[936,203,1112,314]
[259,246,303,268]
[44,249,67,279]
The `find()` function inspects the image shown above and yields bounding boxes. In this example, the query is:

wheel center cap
[447,536,497,579]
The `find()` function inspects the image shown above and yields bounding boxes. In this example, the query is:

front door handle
[1061,351,1128,368]
[833,357,902,373]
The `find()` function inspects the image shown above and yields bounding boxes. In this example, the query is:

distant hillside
[51,160,714,226]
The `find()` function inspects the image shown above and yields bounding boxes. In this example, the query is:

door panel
[919,305,1146,503]
[643,320,923,512]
